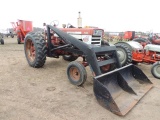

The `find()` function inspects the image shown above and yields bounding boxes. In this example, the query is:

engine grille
[91,35,102,45]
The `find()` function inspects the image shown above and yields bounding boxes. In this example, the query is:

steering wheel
[50,20,59,27]
[67,23,75,28]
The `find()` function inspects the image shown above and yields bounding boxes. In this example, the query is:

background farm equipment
[24,24,153,116]
[0,33,4,45]
[5,32,14,38]
[11,20,33,44]
[104,31,140,42]
[123,31,135,40]
[133,33,160,45]
[123,31,151,41]
[115,41,160,79]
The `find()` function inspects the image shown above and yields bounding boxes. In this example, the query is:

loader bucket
[93,64,153,116]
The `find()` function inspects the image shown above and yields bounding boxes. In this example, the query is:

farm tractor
[24,24,153,116]
[23,13,153,116]
[115,41,160,79]
[132,33,160,45]
[11,20,33,44]
[0,33,4,45]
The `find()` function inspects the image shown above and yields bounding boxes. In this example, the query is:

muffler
[93,64,153,116]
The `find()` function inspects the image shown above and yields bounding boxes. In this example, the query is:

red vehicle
[60,25,104,46]
[22,13,153,116]
[24,23,153,116]
[118,31,140,41]
[11,20,33,44]
[43,22,131,66]
[115,41,160,79]
[123,31,135,40]
[133,33,160,45]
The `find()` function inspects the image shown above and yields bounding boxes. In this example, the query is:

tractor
[132,33,160,45]
[23,12,153,116]
[0,33,4,45]
[24,23,153,116]
[11,19,33,44]
[115,41,160,79]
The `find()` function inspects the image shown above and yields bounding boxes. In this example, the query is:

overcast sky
[0,0,160,32]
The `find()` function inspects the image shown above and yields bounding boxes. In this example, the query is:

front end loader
[24,25,153,116]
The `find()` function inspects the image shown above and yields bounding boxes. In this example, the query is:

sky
[0,0,160,33]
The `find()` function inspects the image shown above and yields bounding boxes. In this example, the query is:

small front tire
[67,61,87,86]
[151,62,160,79]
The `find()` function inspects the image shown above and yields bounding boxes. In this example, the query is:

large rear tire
[24,33,47,68]
[67,61,87,86]
[133,38,151,44]
[115,43,132,66]
[151,62,160,79]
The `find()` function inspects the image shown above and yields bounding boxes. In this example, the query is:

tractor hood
[127,41,143,50]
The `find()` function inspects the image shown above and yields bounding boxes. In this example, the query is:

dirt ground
[0,37,160,120]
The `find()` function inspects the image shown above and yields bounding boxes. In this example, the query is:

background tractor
[5,32,14,38]
[115,41,160,79]
[132,33,160,45]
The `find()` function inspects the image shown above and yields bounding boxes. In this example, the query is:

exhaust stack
[77,12,82,28]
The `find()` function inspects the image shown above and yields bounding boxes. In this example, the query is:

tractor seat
[127,41,143,50]
[144,44,160,52]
